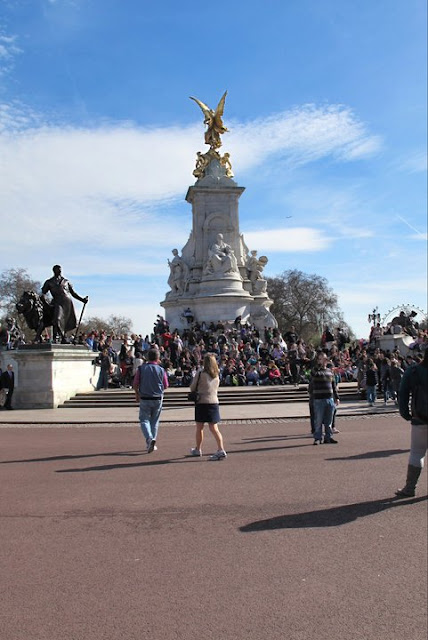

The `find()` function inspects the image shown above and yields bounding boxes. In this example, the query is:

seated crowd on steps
[75,316,426,392]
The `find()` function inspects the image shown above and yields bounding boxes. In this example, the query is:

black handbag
[187,372,201,402]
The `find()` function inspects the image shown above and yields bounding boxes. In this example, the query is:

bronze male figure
[41,265,88,343]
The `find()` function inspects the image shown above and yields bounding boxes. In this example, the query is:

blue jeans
[313,398,336,441]
[366,385,376,404]
[139,399,163,445]
[383,381,393,402]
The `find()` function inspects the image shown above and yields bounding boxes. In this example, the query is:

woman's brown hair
[203,353,219,379]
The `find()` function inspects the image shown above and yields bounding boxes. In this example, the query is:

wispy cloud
[0,101,381,274]
[229,104,381,169]
[394,150,427,174]
[0,30,21,76]
[243,228,330,252]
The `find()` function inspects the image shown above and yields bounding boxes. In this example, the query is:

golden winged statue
[190,90,228,150]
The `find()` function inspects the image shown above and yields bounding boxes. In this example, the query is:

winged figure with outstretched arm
[189,90,228,149]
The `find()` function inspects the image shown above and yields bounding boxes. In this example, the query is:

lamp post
[368,307,381,326]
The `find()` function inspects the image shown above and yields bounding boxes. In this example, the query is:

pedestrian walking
[133,348,169,453]
[189,353,227,460]
[395,349,428,498]
[310,352,340,445]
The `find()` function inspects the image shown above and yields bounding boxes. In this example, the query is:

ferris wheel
[381,304,427,327]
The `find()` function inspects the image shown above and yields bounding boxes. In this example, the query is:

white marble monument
[161,92,277,331]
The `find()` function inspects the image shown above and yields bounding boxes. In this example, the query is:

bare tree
[267,269,354,343]
[78,314,133,337]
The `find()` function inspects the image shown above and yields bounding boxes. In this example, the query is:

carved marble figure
[247,250,268,289]
[168,249,190,295]
[204,234,239,276]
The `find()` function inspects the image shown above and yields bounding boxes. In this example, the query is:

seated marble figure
[204,233,239,275]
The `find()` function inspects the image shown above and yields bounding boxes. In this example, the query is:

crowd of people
[75,316,428,402]
[2,308,427,399]
[130,324,428,497]
[1,312,426,493]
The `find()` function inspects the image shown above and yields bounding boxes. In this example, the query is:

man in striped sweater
[310,352,340,445]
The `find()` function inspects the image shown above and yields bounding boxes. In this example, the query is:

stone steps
[59,383,360,409]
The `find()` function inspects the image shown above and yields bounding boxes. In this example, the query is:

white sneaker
[209,450,227,461]
[332,427,340,433]
[190,448,202,457]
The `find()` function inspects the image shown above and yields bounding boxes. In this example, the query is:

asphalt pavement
[0,412,426,640]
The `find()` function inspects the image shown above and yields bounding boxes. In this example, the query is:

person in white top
[189,353,227,460]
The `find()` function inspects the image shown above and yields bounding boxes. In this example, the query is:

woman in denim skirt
[189,353,227,460]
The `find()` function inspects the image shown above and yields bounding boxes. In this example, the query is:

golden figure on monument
[190,91,234,180]
[193,151,211,179]
[190,90,228,150]
[220,152,234,178]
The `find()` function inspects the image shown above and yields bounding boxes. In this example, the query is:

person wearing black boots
[395,349,428,498]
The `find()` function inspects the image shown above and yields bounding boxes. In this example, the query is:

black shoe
[324,438,338,444]
[147,439,156,453]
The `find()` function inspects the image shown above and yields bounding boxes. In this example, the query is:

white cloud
[0,31,21,75]
[243,227,330,252]
[265,182,381,241]
[0,103,43,133]
[0,99,382,302]
[409,233,428,241]
[229,104,381,168]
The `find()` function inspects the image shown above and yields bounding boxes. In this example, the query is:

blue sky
[0,0,426,338]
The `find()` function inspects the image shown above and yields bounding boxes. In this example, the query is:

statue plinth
[2,344,95,409]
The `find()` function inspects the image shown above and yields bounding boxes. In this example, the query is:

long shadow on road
[239,495,428,531]
[55,443,312,473]
[325,448,409,461]
[0,450,146,464]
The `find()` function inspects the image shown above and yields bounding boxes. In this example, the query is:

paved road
[1,414,426,640]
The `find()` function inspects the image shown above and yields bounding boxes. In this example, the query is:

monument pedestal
[11,344,96,409]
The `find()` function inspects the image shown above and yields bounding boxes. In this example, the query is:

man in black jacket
[1,364,15,409]
[395,349,428,497]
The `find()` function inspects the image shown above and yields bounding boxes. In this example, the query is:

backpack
[411,366,428,423]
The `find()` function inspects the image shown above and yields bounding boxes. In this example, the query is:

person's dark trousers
[309,399,315,433]
[4,389,13,409]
